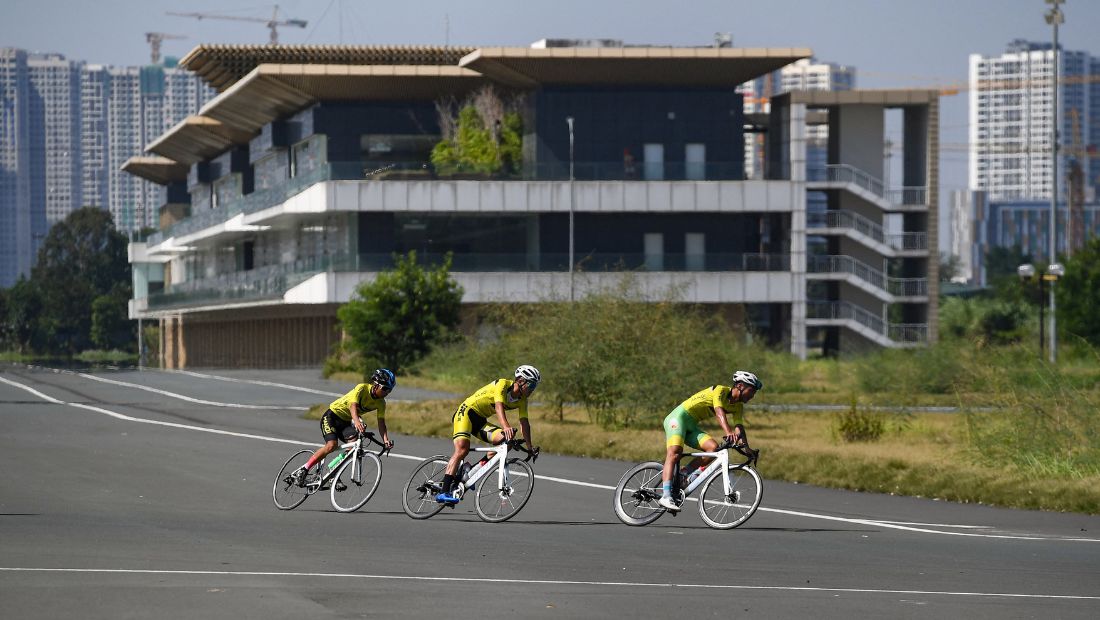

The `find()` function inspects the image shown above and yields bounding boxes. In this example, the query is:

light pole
[566,116,575,302]
[1045,0,1064,363]
[1017,264,1043,357]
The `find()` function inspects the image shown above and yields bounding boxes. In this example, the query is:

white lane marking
[167,369,342,397]
[870,520,992,529]
[71,371,302,410]
[3,372,1099,543]
[0,567,1096,601]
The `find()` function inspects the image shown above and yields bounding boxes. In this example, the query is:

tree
[4,277,46,353]
[31,207,132,354]
[1058,236,1100,346]
[431,87,524,176]
[336,251,463,372]
[91,282,135,351]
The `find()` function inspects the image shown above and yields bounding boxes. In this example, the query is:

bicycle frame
[679,448,732,497]
[455,441,515,497]
[310,432,387,490]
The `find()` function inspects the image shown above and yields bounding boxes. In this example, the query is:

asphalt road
[1,364,1098,619]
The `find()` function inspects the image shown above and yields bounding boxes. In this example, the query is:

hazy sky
[4,0,1099,248]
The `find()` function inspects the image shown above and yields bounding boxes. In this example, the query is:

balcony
[806,210,927,254]
[807,164,927,209]
[142,251,793,310]
[806,300,927,346]
[807,255,928,299]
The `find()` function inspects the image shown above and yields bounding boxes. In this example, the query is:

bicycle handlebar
[358,431,392,457]
[504,438,540,462]
[717,438,759,465]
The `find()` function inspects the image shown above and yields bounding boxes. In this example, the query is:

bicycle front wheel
[273,449,312,510]
[474,458,534,523]
[330,451,382,513]
[612,461,666,526]
[697,465,763,530]
[402,455,449,519]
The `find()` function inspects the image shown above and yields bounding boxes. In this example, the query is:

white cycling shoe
[658,496,681,512]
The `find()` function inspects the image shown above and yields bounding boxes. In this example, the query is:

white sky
[4,0,1099,249]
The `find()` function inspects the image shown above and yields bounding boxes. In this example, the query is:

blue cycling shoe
[435,492,460,504]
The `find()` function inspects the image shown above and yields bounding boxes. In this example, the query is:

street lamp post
[1045,0,1064,363]
[1017,264,1044,357]
[566,116,575,302]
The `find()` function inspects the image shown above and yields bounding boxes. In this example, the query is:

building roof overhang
[180,44,478,91]
[784,89,941,106]
[121,155,190,185]
[200,63,485,135]
[458,46,813,88]
[146,115,255,166]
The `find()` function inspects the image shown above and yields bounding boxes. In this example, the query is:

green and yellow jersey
[461,379,529,420]
[677,385,744,425]
[328,383,387,421]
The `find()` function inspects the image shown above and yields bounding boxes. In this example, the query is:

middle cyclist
[435,364,541,504]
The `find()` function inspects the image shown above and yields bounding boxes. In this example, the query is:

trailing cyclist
[293,368,397,487]
[435,364,541,504]
[658,370,762,512]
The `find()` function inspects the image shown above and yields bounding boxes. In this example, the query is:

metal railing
[806,210,927,251]
[810,164,928,207]
[807,300,929,344]
[807,255,928,297]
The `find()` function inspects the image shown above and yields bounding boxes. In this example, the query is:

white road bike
[613,440,763,529]
[273,431,391,513]
[402,438,539,523]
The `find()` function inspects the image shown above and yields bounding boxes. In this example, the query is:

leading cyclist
[658,370,762,512]
[435,364,541,504]
[293,368,397,486]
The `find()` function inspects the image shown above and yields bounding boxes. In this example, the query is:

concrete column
[789,102,808,360]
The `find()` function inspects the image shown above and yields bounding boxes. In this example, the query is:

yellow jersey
[328,383,386,421]
[678,385,744,424]
[461,379,529,420]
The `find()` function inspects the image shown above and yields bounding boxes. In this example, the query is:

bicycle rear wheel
[402,455,449,519]
[474,458,535,523]
[697,465,763,530]
[330,451,383,513]
[612,461,666,526]
[273,449,312,510]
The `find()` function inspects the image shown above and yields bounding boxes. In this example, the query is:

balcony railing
[144,252,793,309]
[146,160,751,247]
[807,255,928,297]
[807,300,929,344]
[809,164,928,207]
[806,210,927,251]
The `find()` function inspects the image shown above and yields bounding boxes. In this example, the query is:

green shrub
[833,399,886,442]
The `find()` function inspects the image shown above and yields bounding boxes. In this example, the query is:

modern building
[0,48,213,286]
[125,43,939,367]
[739,57,856,180]
[968,39,1098,202]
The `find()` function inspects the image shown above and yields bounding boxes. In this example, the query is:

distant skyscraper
[968,39,1097,201]
[0,48,213,286]
[1,48,32,287]
[739,58,856,180]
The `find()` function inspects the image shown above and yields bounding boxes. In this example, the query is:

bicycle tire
[474,457,535,523]
[697,465,763,530]
[612,461,666,526]
[273,449,313,510]
[401,454,449,519]
[330,451,383,513]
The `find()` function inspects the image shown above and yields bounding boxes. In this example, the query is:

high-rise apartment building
[968,40,1097,201]
[0,49,213,286]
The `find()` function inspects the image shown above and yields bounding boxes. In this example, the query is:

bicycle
[612,440,763,530]
[272,431,392,513]
[401,438,540,523]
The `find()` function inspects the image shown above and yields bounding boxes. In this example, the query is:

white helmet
[731,370,762,391]
[515,364,541,387]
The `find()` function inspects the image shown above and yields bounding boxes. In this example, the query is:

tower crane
[167,5,307,45]
[145,32,187,65]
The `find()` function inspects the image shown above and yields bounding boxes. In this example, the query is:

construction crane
[1066,107,1087,256]
[145,32,187,65]
[167,5,307,45]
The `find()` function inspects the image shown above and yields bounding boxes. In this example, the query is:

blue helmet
[371,368,396,390]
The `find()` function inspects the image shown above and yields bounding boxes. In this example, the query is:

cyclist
[435,364,541,504]
[293,368,397,486]
[658,370,762,512]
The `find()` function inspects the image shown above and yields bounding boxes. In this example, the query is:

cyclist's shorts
[663,405,713,450]
[452,403,501,443]
[320,409,358,442]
